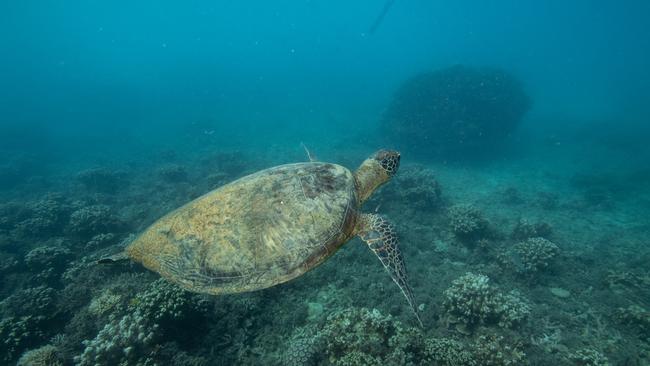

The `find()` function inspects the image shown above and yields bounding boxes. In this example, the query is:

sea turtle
[103,149,421,325]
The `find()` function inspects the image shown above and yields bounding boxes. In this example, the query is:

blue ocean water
[1,1,649,365]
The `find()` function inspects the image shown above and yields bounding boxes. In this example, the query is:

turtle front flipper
[356,213,423,327]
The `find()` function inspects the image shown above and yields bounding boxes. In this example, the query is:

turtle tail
[97,251,130,264]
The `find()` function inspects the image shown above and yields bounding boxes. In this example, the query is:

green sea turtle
[103,150,421,325]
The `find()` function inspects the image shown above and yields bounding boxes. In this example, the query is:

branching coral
[67,204,125,239]
[569,348,610,366]
[0,286,58,319]
[472,334,526,366]
[443,272,530,331]
[615,305,650,340]
[74,311,158,366]
[319,307,424,366]
[511,237,560,274]
[17,344,63,366]
[0,315,46,363]
[14,198,70,238]
[132,278,208,324]
[423,337,475,365]
[448,204,490,241]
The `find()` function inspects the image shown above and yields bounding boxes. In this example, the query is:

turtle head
[372,149,401,177]
[354,149,401,204]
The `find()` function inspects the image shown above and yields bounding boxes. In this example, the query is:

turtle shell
[126,162,358,294]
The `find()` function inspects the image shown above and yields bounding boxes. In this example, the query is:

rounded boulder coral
[381,65,530,159]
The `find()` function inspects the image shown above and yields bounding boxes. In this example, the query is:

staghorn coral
[443,272,530,331]
[448,204,490,241]
[17,344,63,366]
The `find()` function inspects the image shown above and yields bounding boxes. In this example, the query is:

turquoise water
[1,1,649,365]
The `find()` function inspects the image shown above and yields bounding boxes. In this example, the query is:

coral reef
[74,311,158,366]
[84,232,118,250]
[88,291,124,317]
[24,246,71,272]
[8,194,72,239]
[374,164,443,212]
[443,272,530,331]
[17,344,63,366]
[319,307,424,366]
[511,237,560,274]
[74,278,209,365]
[76,167,128,194]
[0,315,46,363]
[67,204,125,239]
[569,348,610,366]
[0,202,31,234]
[2,139,648,366]
[283,328,320,366]
[471,334,526,366]
[133,278,208,324]
[615,305,649,340]
[381,65,530,158]
[422,337,475,365]
[0,286,58,319]
[448,204,490,242]
[157,164,189,183]
[511,218,553,240]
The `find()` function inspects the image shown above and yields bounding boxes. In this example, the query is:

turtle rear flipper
[357,213,423,327]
